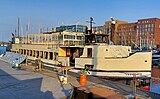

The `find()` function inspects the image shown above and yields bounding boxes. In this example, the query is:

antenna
[86,17,95,34]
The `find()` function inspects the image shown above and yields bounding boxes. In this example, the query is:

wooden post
[39,59,42,71]
[133,74,136,97]
[26,56,28,65]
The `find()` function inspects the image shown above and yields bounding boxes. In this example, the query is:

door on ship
[66,48,75,66]
[66,48,82,66]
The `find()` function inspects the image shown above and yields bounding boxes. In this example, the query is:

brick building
[137,18,160,48]
[92,20,127,44]
[117,22,137,47]
[117,18,160,49]
[91,18,160,49]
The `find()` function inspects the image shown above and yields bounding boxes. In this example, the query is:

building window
[87,48,92,58]
[58,35,63,40]
[64,35,68,39]
[148,24,150,27]
[152,27,154,32]
[77,36,81,40]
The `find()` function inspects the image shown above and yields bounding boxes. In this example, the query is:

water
[150,78,160,94]
[0,46,6,55]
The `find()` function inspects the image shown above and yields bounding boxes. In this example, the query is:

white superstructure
[75,44,152,72]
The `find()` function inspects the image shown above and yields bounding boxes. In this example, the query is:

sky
[0,0,160,42]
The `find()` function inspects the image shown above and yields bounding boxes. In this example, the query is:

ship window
[30,50,32,56]
[35,51,39,58]
[64,35,67,39]
[44,52,48,59]
[40,51,43,58]
[49,52,53,60]
[87,48,92,58]
[24,49,26,55]
[33,50,35,57]
[79,48,83,56]
[96,35,102,43]
[77,36,82,40]
[58,35,63,40]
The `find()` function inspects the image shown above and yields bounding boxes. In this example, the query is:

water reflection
[150,78,160,94]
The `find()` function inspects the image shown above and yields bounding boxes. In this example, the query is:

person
[73,49,79,59]
[73,51,76,60]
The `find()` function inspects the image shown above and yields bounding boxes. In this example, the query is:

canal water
[150,66,160,94]
[0,46,6,55]
[150,78,160,94]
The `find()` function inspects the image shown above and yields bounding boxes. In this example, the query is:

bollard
[12,57,21,69]
[58,74,65,82]
[63,76,68,84]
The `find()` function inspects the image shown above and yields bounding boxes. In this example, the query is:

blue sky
[0,0,160,41]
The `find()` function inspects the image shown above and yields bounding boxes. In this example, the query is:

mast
[85,17,95,43]
[86,17,95,34]
[26,17,30,44]
[14,29,17,37]
[18,17,20,37]
[26,17,30,34]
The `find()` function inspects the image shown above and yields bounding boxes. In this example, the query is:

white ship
[63,33,152,77]
[10,24,152,77]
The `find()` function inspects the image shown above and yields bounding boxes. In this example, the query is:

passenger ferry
[10,24,152,77]
[11,28,86,67]
[74,34,152,77]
